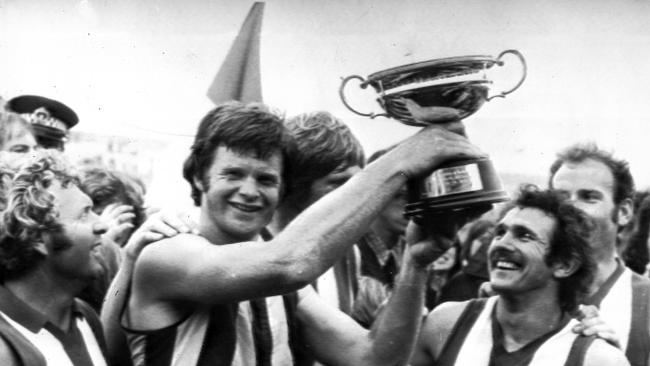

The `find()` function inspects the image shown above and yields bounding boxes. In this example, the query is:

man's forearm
[270,126,482,288]
[100,250,137,366]
[361,252,429,366]
[275,159,409,283]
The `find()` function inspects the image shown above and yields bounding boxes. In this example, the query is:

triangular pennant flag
[207,2,265,104]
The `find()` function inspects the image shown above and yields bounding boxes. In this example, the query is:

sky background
[2,0,650,208]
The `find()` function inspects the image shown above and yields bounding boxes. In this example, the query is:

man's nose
[92,214,109,236]
[238,176,260,198]
[490,232,515,251]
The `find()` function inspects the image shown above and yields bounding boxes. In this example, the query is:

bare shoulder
[139,233,210,258]
[0,336,20,366]
[424,301,472,336]
[412,301,471,364]
[131,233,213,293]
[583,338,630,366]
[134,233,215,272]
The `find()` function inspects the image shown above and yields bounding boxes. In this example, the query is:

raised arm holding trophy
[339,50,526,218]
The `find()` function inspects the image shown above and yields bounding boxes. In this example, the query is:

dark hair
[514,185,595,312]
[620,190,650,274]
[284,111,364,203]
[461,219,495,261]
[0,151,77,280]
[549,142,634,205]
[182,102,295,206]
[79,167,147,229]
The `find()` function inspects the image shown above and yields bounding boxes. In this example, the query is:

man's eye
[9,145,28,153]
[223,171,243,179]
[494,228,506,238]
[579,191,601,202]
[258,177,278,187]
[520,233,535,241]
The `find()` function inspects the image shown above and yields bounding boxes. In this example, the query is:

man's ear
[616,198,633,227]
[552,258,580,279]
[34,238,49,257]
[193,176,204,192]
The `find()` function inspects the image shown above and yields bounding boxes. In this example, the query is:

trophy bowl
[339,50,526,216]
[339,50,526,126]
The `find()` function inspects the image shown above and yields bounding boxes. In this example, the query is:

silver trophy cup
[340,50,527,216]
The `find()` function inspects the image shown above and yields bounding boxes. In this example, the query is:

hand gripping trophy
[340,50,527,217]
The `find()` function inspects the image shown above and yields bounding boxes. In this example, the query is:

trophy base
[403,157,510,217]
[404,189,509,216]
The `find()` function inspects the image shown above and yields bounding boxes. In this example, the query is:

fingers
[159,211,197,235]
[478,281,496,298]
[406,222,456,267]
[115,212,136,225]
[405,221,425,245]
[141,210,198,238]
[101,204,134,220]
[574,304,599,320]
[144,218,184,237]
[139,231,165,243]
[571,323,621,348]
[572,304,622,348]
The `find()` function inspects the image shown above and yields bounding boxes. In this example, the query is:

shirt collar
[363,231,394,266]
[0,285,83,333]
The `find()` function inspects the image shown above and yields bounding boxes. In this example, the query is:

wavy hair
[549,142,634,205]
[514,185,595,312]
[284,111,364,205]
[80,167,146,230]
[182,102,295,206]
[0,151,78,280]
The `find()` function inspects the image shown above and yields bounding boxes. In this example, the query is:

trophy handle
[339,75,389,119]
[486,49,527,101]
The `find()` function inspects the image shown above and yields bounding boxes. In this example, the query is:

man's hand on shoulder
[572,304,621,349]
[124,209,198,262]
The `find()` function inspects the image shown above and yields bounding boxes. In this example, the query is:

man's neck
[368,221,400,250]
[590,255,620,294]
[495,289,566,352]
[197,213,258,245]
[5,271,77,331]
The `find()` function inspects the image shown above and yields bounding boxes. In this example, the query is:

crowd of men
[0,94,649,366]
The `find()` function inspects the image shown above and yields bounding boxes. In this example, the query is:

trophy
[339,50,526,216]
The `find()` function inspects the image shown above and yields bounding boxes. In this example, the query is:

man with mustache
[410,187,628,366]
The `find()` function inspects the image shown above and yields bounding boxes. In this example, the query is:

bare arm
[296,222,466,366]
[410,301,469,366]
[135,126,484,308]
[101,211,194,366]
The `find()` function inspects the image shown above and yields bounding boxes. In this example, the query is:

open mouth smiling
[230,202,262,213]
[494,260,522,270]
[490,250,524,271]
